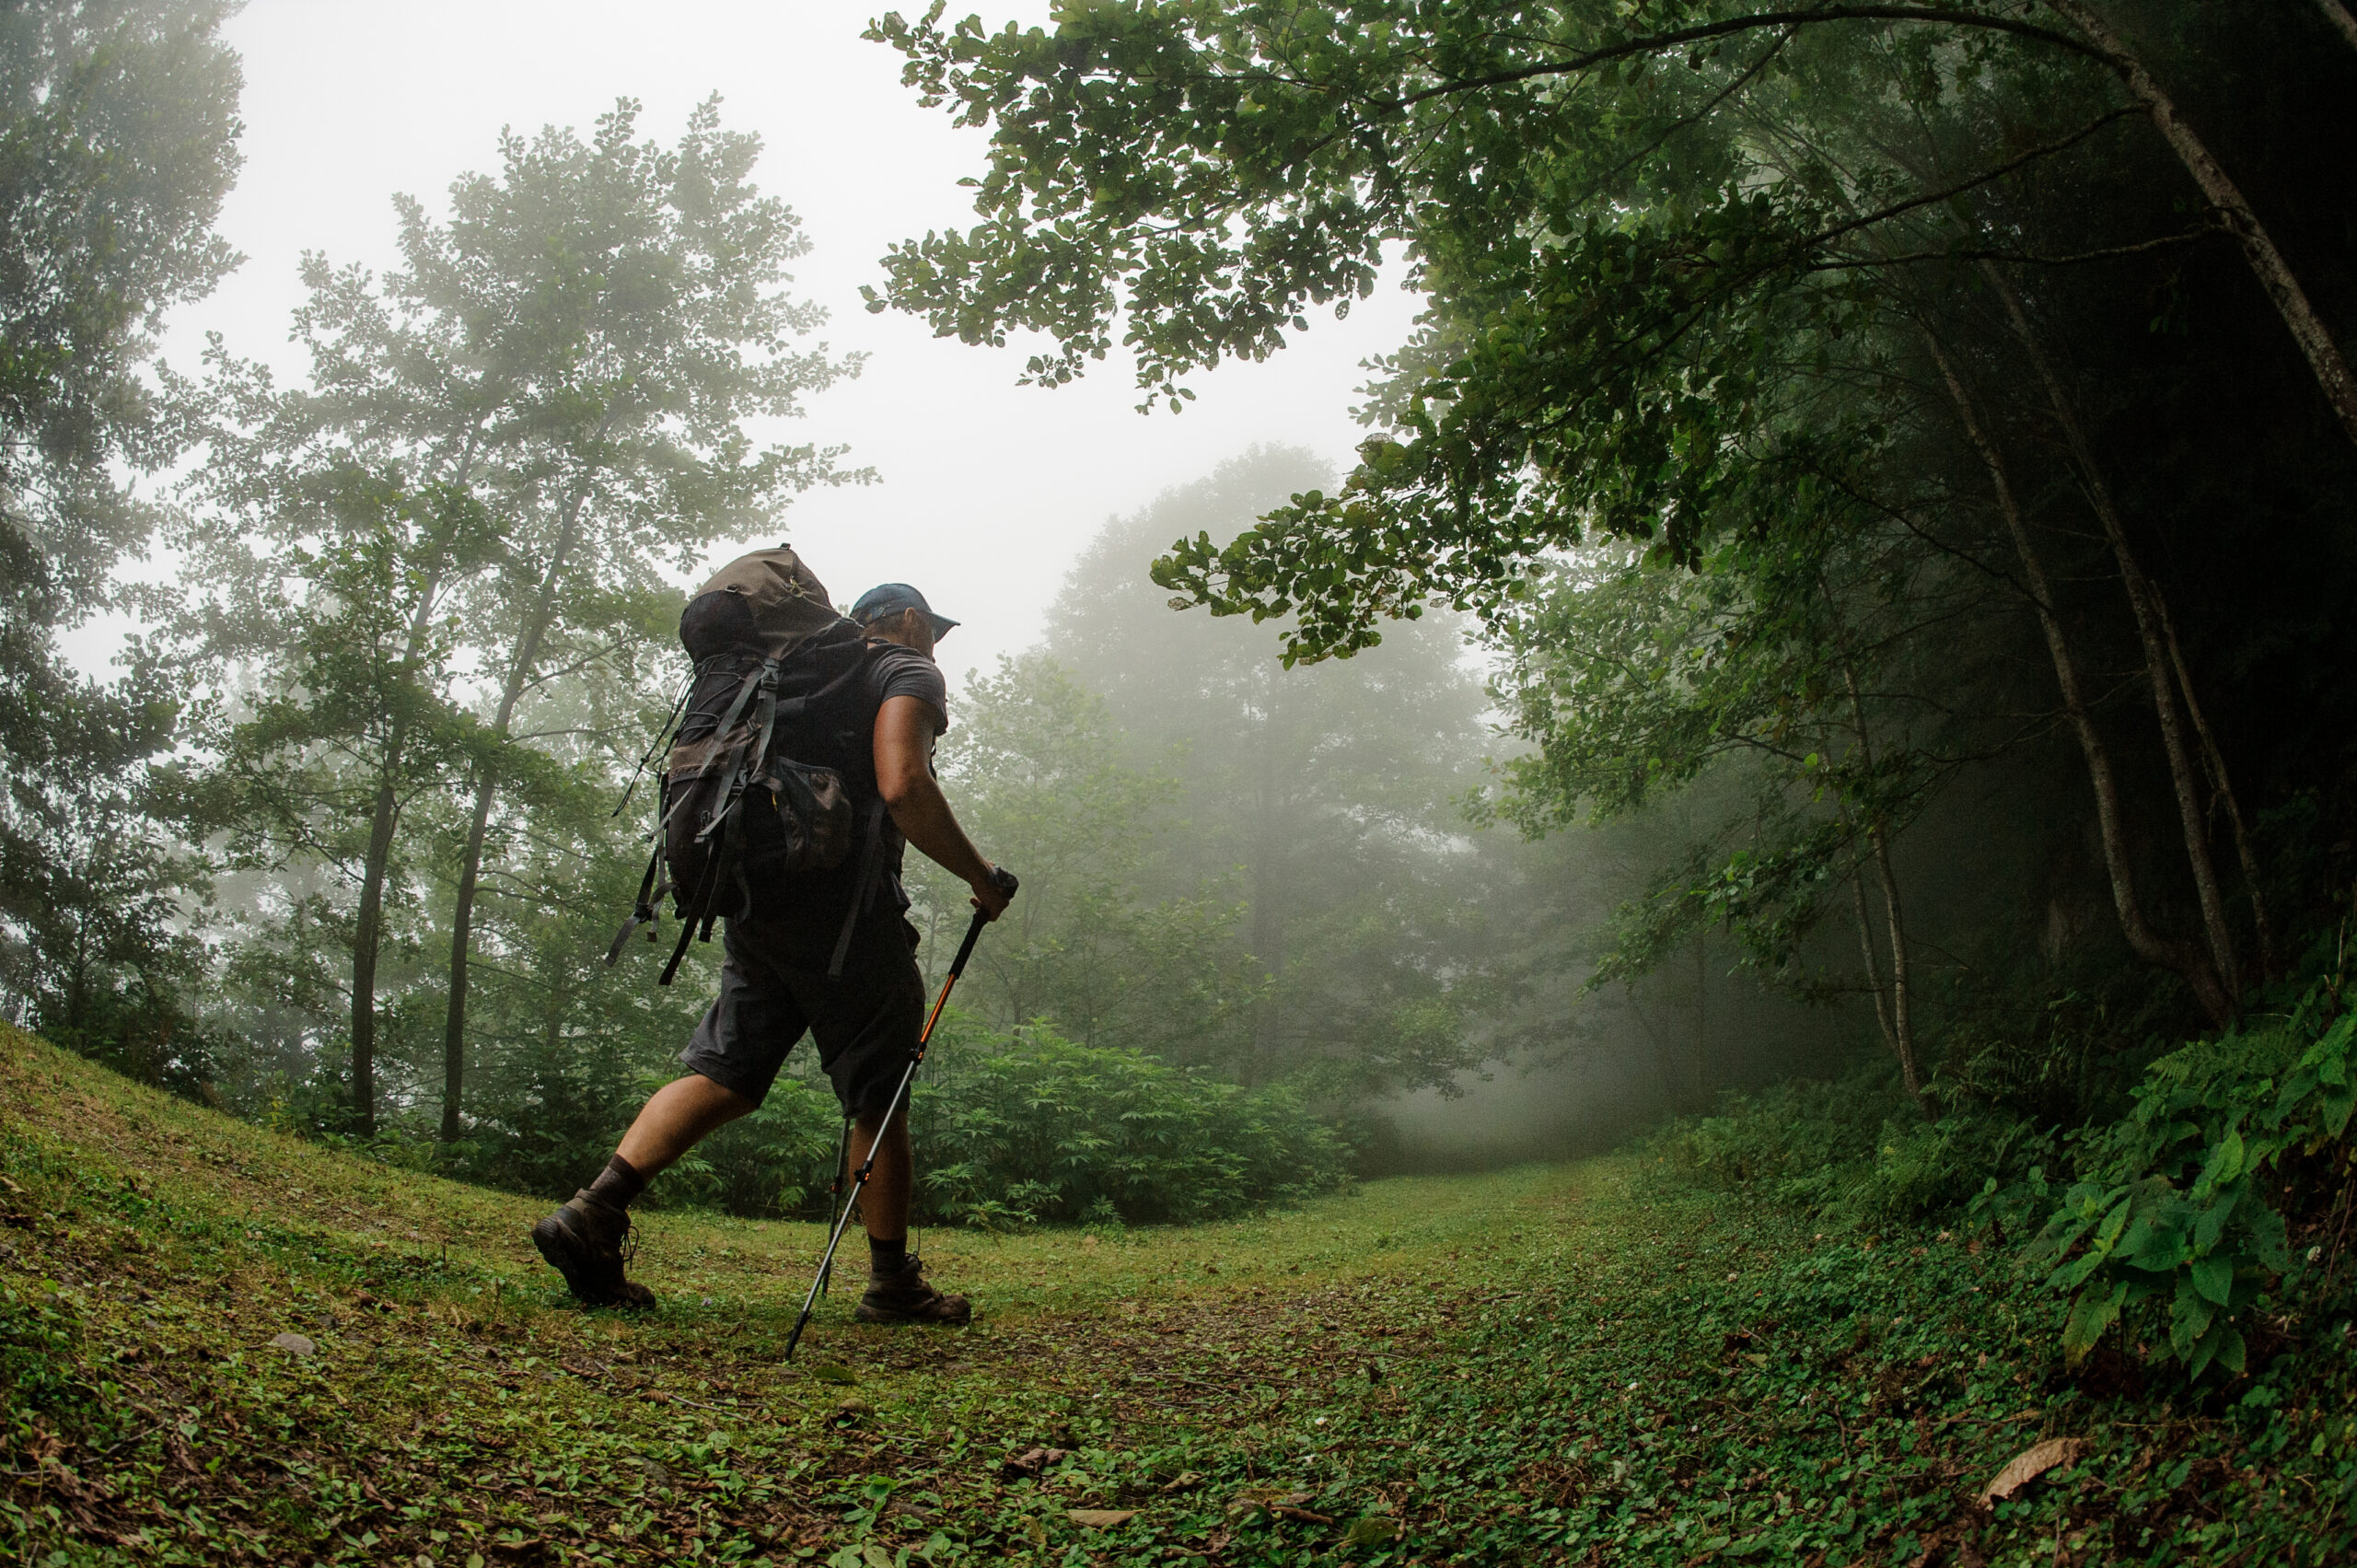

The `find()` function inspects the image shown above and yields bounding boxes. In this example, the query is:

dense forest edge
[10,1,2357,1563]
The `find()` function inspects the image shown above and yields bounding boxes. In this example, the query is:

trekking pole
[784,869,1016,1362]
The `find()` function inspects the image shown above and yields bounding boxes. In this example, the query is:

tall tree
[876,0,2339,1029]
[0,0,240,1047]
[177,99,863,1136]
[184,471,494,1133]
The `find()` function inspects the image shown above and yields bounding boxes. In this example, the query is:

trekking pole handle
[948,866,1018,979]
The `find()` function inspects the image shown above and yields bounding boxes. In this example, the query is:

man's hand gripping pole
[783,867,1016,1362]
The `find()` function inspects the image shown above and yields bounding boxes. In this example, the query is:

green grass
[5,1023,2354,1566]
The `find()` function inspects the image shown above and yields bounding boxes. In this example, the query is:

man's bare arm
[873,693,1010,919]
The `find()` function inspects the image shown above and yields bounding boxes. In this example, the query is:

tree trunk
[1820,565,1925,1098]
[2316,0,2357,52]
[1691,931,1707,1108]
[438,795,484,1143]
[1832,650,1923,1102]
[2153,589,2276,976]
[2048,0,2357,447]
[1869,824,1920,1098]
[350,761,404,1137]
[1851,869,1898,1049]
[1984,263,2246,999]
[439,424,613,1140]
[349,551,455,1137]
[1925,332,2235,1027]
[1244,665,1286,1088]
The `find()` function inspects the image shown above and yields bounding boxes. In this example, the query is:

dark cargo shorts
[679,914,925,1120]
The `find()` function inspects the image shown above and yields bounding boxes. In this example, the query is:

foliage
[168,97,862,1132]
[0,0,241,1059]
[12,1025,2357,1567]
[874,0,2357,1075]
[2031,969,2357,1379]
[576,1014,1351,1228]
[1039,447,1505,1097]
[1658,1064,2055,1228]
[865,0,2152,653]
[914,1021,1349,1225]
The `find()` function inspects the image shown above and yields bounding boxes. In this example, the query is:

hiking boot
[854,1255,971,1326]
[530,1191,655,1309]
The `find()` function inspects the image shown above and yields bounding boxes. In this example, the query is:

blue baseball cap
[850,582,959,639]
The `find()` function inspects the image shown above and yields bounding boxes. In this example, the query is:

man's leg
[811,927,969,1326]
[535,932,797,1307]
[847,1110,912,1252]
[846,1098,966,1323]
[619,1073,757,1177]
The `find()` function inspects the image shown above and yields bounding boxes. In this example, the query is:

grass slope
[4,1025,2354,1567]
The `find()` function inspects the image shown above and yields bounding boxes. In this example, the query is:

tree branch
[1387,6,2110,110]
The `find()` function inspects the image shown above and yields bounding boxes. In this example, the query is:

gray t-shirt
[865,640,949,738]
[863,640,948,914]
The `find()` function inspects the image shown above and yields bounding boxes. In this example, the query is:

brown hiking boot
[854,1255,971,1325]
[530,1191,655,1309]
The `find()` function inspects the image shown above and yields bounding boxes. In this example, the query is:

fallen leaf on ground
[1978,1436,2088,1504]
[1003,1446,1071,1479]
[1344,1516,1399,1547]
[269,1331,315,1357]
[1067,1508,1137,1528]
[1158,1470,1203,1494]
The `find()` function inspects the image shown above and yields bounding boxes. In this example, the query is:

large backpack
[608,547,898,984]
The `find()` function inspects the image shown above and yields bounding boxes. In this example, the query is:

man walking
[533,549,1010,1321]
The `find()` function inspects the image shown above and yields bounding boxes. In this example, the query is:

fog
[132,0,1422,679]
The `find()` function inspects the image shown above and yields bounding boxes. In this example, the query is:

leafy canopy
[866,1,2133,660]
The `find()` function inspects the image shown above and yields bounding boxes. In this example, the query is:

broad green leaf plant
[2031,967,2356,1378]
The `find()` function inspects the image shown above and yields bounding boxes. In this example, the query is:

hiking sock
[869,1235,909,1275]
[586,1154,646,1211]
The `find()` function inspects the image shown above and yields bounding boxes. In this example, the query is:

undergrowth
[8,1023,2357,1564]
[418,1014,1351,1228]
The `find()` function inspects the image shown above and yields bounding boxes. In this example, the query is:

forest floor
[4,1024,2352,1568]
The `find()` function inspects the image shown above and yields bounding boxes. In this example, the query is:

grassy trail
[5,1027,2353,1566]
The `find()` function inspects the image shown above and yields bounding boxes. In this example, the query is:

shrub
[2028,973,2354,1378]
[644,1013,1351,1226]
[1656,1065,2057,1228]
[913,1021,1350,1225]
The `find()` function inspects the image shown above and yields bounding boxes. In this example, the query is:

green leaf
[2093,1194,2134,1254]
[2188,1314,2245,1379]
[2121,1214,2187,1273]
[2192,1191,2238,1253]
[2171,1275,2217,1359]
[2189,1252,2234,1306]
[2198,1126,2247,1193]
[2062,1281,2126,1363]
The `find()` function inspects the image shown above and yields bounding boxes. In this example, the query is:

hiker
[532,549,1013,1320]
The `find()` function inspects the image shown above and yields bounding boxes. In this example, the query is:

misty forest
[7,3,2357,1565]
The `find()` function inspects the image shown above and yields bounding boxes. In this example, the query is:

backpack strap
[608,671,695,820]
[608,658,772,970]
[604,837,668,966]
[694,661,778,844]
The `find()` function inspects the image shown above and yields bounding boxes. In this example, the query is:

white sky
[132,0,1423,683]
